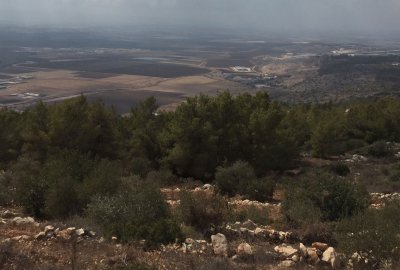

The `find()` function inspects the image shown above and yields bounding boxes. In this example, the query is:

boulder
[237,243,253,256]
[211,233,228,257]
[322,247,338,268]
[274,244,298,258]
[312,242,329,251]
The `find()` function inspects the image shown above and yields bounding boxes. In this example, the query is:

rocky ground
[1,154,399,270]
[1,184,398,270]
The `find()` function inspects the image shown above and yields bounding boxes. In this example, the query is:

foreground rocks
[211,233,228,257]
[274,242,342,269]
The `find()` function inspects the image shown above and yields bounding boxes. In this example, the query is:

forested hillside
[1,92,400,269]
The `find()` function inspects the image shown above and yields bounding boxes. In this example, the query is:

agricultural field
[1,28,400,113]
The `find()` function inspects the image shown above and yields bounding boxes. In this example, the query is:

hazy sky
[1,0,400,35]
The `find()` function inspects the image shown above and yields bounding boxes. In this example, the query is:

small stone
[292,254,299,262]
[75,228,85,236]
[203,184,213,190]
[237,243,253,256]
[185,238,195,245]
[44,225,55,233]
[66,227,76,235]
[312,242,329,251]
[254,227,265,237]
[274,244,298,258]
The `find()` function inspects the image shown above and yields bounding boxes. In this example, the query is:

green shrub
[356,141,392,158]
[12,156,47,217]
[215,161,275,202]
[283,172,369,223]
[179,191,228,233]
[86,181,182,245]
[329,163,351,177]
[215,161,256,197]
[0,172,15,206]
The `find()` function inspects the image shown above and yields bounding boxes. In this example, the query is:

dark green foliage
[355,140,392,158]
[86,180,182,245]
[283,172,369,224]
[336,201,400,268]
[0,172,15,206]
[12,155,47,217]
[179,190,229,232]
[329,163,351,176]
[215,161,256,197]
[0,109,22,166]
[215,161,275,202]
[162,92,297,178]
[12,150,122,218]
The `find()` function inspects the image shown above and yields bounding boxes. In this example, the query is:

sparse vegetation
[179,190,229,233]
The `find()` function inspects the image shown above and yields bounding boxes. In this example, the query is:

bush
[356,141,392,158]
[215,161,275,202]
[179,191,228,233]
[329,163,351,176]
[12,155,46,217]
[336,201,400,268]
[0,172,15,206]
[283,172,369,223]
[86,181,182,245]
[215,161,256,197]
